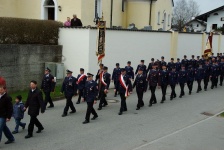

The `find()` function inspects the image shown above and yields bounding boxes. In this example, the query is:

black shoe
[118,112,122,115]
[5,140,14,144]
[196,90,199,93]
[140,104,144,107]
[91,116,98,120]
[160,101,164,104]
[179,95,182,98]
[152,102,157,104]
[148,104,152,107]
[98,107,102,110]
[102,104,108,107]
[47,105,54,108]
[83,120,89,124]
[12,131,18,134]
[22,124,26,130]
[123,109,127,112]
[62,114,67,117]
[189,92,191,95]
[174,95,176,98]
[70,110,76,114]
[25,135,33,139]
[36,127,44,133]
[76,101,80,104]
[136,107,140,110]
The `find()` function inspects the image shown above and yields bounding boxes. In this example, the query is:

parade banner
[96,21,106,64]
[204,32,213,58]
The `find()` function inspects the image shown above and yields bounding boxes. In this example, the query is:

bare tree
[172,0,200,31]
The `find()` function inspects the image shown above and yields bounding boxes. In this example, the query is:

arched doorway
[41,0,58,20]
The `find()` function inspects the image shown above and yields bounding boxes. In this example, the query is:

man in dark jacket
[24,80,45,139]
[41,67,55,108]
[82,73,98,124]
[61,70,77,117]
[71,14,83,27]
[0,77,15,144]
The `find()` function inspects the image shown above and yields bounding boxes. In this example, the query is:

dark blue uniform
[61,76,77,115]
[195,67,205,92]
[135,65,147,75]
[203,63,211,90]
[147,69,158,106]
[112,68,121,96]
[181,59,189,70]
[159,61,167,70]
[167,62,176,71]
[158,70,169,102]
[133,74,147,109]
[168,70,178,100]
[178,69,188,98]
[98,72,111,109]
[83,80,98,122]
[187,68,195,94]
[146,62,156,74]
[219,62,224,86]
[189,59,197,69]
[176,62,181,71]
[210,64,218,89]
[76,74,87,103]
[41,73,55,107]
[125,66,134,80]
[117,74,132,114]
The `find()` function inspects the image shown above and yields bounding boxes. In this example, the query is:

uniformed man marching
[135,60,147,75]
[125,61,134,81]
[133,68,147,110]
[112,63,121,97]
[147,64,159,107]
[210,61,218,89]
[61,70,77,117]
[176,58,181,71]
[204,60,211,91]
[160,56,167,70]
[41,67,55,108]
[168,67,178,100]
[147,58,155,73]
[98,66,111,110]
[178,65,188,98]
[187,65,195,95]
[116,68,132,115]
[167,58,176,71]
[181,55,189,70]
[76,68,87,104]
[195,64,205,93]
[158,65,169,103]
[82,73,98,124]
[219,58,224,86]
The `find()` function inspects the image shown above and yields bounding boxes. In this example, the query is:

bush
[0,17,63,45]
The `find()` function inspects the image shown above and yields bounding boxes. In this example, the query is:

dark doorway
[48,8,55,20]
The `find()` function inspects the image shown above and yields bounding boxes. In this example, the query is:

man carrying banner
[76,68,87,104]
[98,66,111,110]
[116,68,132,115]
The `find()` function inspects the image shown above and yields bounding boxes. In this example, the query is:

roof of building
[196,5,224,21]
[186,19,207,26]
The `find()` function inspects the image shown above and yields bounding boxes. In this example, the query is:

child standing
[12,95,26,134]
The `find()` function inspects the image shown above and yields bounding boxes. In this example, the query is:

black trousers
[136,89,144,108]
[204,76,209,90]
[28,116,43,135]
[161,84,167,100]
[44,92,54,107]
[170,84,176,98]
[187,81,193,92]
[99,90,107,108]
[64,95,76,114]
[85,102,98,121]
[197,79,202,91]
[150,86,157,104]
[220,75,223,85]
[179,83,185,96]
[114,80,119,95]
[119,93,127,112]
[77,89,84,103]
[211,77,217,88]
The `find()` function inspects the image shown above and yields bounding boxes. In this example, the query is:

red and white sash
[77,74,86,84]
[100,72,107,86]
[119,75,129,97]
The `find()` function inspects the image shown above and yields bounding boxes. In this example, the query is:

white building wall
[177,33,203,59]
[206,10,224,32]
[221,35,224,52]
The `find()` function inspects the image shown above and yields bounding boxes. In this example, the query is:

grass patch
[218,112,224,118]
[9,85,64,103]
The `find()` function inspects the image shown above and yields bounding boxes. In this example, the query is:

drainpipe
[110,0,113,28]
[149,0,153,25]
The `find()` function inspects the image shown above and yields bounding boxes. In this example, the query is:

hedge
[0,17,63,45]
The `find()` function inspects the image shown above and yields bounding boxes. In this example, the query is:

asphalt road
[1,82,224,150]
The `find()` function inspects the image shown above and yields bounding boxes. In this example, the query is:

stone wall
[0,44,62,92]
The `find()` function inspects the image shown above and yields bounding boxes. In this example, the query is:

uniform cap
[66,69,73,74]
[116,63,120,66]
[45,67,51,72]
[121,68,126,72]
[103,66,108,70]
[141,60,144,63]
[151,58,154,61]
[16,95,22,101]
[80,68,84,71]
[171,58,174,60]
[177,58,180,60]
[87,73,94,77]
[138,67,143,71]
[184,55,187,58]
[192,55,194,57]
[127,61,131,64]
[161,56,164,59]
[197,56,200,58]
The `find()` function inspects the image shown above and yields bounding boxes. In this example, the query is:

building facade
[196,5,224,32]
[186,19,206,32]
[0,0,173,30]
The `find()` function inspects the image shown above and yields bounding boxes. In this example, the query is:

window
[157,12,160,25]
[197,24,199,27]
[96,0,102,18]
[214,13,218,16]
[212,24,217,30]
[168,14,170,26]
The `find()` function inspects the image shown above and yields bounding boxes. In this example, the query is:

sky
[173,0,224,14]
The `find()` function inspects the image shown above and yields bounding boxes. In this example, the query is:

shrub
[0,17,63,45]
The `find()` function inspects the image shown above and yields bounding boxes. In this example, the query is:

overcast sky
[173,0,224,14]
